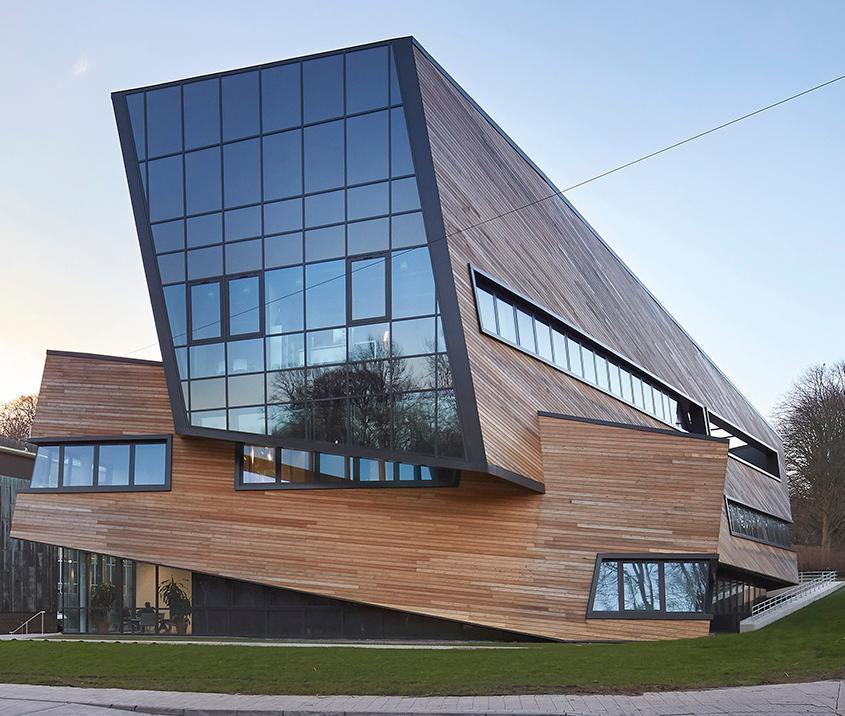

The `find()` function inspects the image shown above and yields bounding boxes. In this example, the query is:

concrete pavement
[0,680,842,714]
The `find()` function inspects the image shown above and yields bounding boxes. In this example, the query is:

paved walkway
[0,680,842,715]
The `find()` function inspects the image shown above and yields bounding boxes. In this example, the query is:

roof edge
[46,350,163,367]
[410,37,778,441]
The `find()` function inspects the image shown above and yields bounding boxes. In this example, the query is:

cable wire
[125,71,845,357]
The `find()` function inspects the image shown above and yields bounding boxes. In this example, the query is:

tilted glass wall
[124,44,464,460]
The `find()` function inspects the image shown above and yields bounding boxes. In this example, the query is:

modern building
[11,37,796,640]
[0,438,57,633]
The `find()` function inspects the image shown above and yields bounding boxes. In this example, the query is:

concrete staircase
[740,571,842,632]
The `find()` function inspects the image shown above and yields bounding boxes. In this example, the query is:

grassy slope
[0,589,842,696]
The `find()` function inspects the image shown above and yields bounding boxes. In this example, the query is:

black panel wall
[192,572,541,641]
[0,474,58,631]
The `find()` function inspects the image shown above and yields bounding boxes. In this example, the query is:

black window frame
[187,270,264,346]
[235,443,459,491]
[26,435,172,493]
[346,250,391,325]
[586,553,716,620]
[725,497,792,549]
[470,266,717,437]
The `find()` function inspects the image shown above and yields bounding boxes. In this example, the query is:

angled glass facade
[124,44,463,461]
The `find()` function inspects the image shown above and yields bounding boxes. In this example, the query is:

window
[726,499,791,548]
[228,275,260,336]
[305,260,345,329]
[236,444,458,490]
[129,46,462,459]
[472,271,707,433]
[350,255,387,321]
[588,556,712,617]
[190,282,221,340]
[29,439,170,491]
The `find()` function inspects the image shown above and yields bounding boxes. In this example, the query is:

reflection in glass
[224,139,261,208]
[265,232,303,268]
[228,406,266,434]
[183,78,220,149]
[187,213,223,248]
[267,333,305,371]
[390,212,426,249]
[664,562,708,612]
[152,220,184,253]
[347,181,389,220]
[265,266,303,334]
[347,110,389,185]
[185,147,221,214]
[346,46,388,114]
[351,256,386,320]
[241,445,275,483]
[592,561,619,611]
[98,445,130,486]
[303,55,343,123]
[31,446,60,488]
[148,156,183,222]
[390,107,413,176]
[305,260,345,329]
[394,391,435,454]
[305,189,344,228]
[63,445,94,487]
[190,282,221,340]
[225,239,261,274]
[228,275,260,336]
[134,443,167,485]
[227,338,264,373]
[313,399,347,443]
[280,448,311,482]
[163,284,187,346]
[269,401,308,439]
[262,63,301,132]
[392,317,435,357]
[187,245,223,281]
[146,85,181,157]
[307,328,346,366]
[157,253,184,285]
[304,120,344,192]
[347,217,389,255]
[225,206,262,241]
[222,71,260,141]
[391,248,435,319]
[348,322,389,361]
[495,298,516,343]
[622,561,660,610]
[190,343,225,378]
[263,129,302,201]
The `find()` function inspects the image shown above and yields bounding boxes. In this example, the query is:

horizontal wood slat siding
[414,48,791,520]
[12,354,732,641]
[717,510,798,584]
[725,457,791,522]
[31,353,173,437]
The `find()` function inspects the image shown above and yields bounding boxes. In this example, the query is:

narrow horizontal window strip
[588,556,713,619]
[29,438,171,492]
[472,271,685,431]
[726,499,791,548]
[237,443,458,490]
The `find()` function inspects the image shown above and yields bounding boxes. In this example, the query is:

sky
[0,1,843,422]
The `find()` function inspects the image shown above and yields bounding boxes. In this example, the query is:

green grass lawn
[1,589,843,696]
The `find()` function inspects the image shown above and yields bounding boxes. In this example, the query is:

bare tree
[774,363,845,553]
[0,394,38,441]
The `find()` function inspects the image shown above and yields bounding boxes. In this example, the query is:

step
[739,581,843,632]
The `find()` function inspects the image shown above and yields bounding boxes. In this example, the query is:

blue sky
[1,1,843,421]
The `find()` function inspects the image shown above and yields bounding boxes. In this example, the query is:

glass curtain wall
[59,548,192,635]
[125,44,464,461]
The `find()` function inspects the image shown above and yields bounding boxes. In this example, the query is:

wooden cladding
[413,46,791,523]
[12,353,744,640]
[31,351,174,438]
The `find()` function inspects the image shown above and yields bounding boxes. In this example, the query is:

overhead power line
[125,71,845,358]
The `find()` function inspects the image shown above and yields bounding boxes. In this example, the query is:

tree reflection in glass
[664,562,707,612]
[622,561,659,610]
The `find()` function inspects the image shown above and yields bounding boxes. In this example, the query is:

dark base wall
[192,573,542,641]
[1,474,58,618]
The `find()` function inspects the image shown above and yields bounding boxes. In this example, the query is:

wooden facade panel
[717,510,798,585]
[12,354,732,641]
[31,352,173,438]
[724,457,791,522]
[413,47,790,518]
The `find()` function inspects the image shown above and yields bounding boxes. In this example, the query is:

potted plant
[159,577,192,635]
[89,581,118,634]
